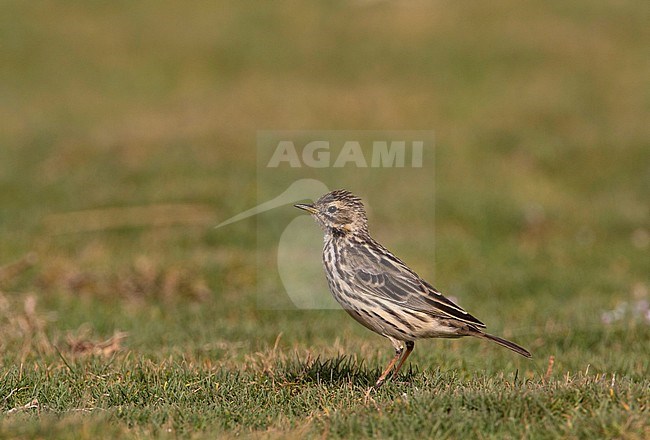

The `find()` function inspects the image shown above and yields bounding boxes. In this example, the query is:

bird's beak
[294,203,318,215]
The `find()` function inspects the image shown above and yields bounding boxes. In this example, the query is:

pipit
[295,190,531,388]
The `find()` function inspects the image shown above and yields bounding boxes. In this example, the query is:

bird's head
[295,189,368,237]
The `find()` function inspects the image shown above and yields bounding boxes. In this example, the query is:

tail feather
[477,332,532,358]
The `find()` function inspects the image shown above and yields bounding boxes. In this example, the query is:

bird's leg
[391,341,414,380]
[375,348,402,388]
[375,338,403,388]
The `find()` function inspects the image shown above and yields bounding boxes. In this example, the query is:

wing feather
[343,242,486,328]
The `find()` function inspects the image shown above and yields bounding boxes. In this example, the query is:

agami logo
[267,140,424,168]
[216,178,338,309]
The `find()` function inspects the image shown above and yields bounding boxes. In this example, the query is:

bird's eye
[327,206,337,214]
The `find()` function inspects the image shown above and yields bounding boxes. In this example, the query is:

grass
[1,0,649,438]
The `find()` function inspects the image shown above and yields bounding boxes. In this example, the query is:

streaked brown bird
[295,189,531,388]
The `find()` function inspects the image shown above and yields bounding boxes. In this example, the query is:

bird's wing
[343,243,486,328]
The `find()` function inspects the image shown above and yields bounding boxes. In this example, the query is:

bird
[295,189,531,388]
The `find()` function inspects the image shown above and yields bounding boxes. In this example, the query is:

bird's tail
[476,332,532,358]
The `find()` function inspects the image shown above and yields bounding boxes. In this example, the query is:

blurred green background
[1,0,648,437]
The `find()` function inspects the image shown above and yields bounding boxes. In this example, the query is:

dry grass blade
[0,294,54,361]
[5,398,39,414]
[66,330,129,357]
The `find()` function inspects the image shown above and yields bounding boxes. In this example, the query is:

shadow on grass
[276,354,419,387]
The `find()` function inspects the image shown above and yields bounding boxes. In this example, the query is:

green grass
[2,354,648,439]
[1,0,649,438]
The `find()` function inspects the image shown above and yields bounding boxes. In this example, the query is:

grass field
[1,1,649,438]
